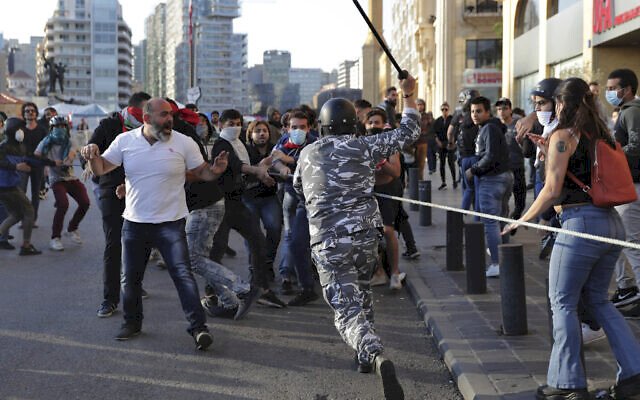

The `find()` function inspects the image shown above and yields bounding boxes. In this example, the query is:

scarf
[220,127,250,165]
[41,127,71,160]
[121,107,143,131]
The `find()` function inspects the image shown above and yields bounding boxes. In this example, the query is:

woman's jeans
[547,204,640,388]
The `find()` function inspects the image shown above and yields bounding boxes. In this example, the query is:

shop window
[515,0,540,37]
[466,39,503,69]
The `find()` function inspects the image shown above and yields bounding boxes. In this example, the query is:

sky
[1,0,393,72]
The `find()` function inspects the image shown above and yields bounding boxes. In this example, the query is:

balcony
[463,0,502,22]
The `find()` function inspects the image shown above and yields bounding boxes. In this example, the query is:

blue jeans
[476,172,511,265]
[121,218,206,334]
[547,204,640,388]
[460,156,480,211]
[186,201,250,309]
[283,188,314,290]
[0,203,8,240]
[243,195,282,272]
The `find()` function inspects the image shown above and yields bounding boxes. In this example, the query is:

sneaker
[389,273,403,290]
[65,230,83,244]
[39,188,48,200]
[610,372,640,400]
[610,286,640,308]
[19,244,42,256]
[50,237,64,251]
[486,264,500,278]
[257,290,287,308]
[401,250,420,259]
[201,296,234,318]
[115,323,141,341]
[355,352,372,374]
[535,385,589,400]
[438,183,447,190]
[97,302,117,318]
[193,329,213,351]
[0,240,16,250]
[370,272,389,287]
[141,288,149,299]
[234,286,262,320]
[539,232,556,260]
[581,323,606,345]
[374,356,405,400]
[620,303,640,320]
[526,183,535,190]
[280,279,294,295]
[287,289,319,306]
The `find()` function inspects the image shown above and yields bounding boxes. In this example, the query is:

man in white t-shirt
[81,98,228,350]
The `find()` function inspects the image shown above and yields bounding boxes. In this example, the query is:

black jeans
[97,189,125,306]
[211,198,269,290]
[18,166,44,221]
[438,148,456,184]
[511,167,527,219]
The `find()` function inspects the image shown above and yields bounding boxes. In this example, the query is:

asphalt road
[0,175,462,400]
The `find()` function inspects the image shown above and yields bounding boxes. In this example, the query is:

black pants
[511,167,527,219]
[210,198,269,290]
[98,190,125,306]
[439,148,456,184]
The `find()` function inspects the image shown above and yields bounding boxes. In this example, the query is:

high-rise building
[263,50,291,85]
[290,68,325,106]
[337,60,357,88]
[144,3,166,98]
[5,37,43,79]
[133,40,146,90]
[37,0,133,111]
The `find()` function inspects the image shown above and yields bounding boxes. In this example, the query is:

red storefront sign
[463,69,502,87]
[593,0,640,34]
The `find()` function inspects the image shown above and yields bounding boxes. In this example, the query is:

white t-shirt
[102,126,204,223]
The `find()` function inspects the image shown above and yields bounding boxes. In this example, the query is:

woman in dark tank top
[504,77,640,400]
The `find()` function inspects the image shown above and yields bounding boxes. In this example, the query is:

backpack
[566,135,637,207]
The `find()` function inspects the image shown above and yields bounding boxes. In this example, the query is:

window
[515,0,540,37]
[465,39,502,69]
[465,0,500,13]
[548,0,579,17]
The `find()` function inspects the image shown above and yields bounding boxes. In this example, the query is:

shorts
[376,195,399,227]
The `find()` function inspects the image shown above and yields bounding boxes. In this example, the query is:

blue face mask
[288,129,307,146]
[606,90,623,107]
[50,127,69,144]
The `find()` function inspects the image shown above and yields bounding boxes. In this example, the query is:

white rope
[374,193,640,251]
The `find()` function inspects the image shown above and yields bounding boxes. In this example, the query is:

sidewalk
[398,179,640,400]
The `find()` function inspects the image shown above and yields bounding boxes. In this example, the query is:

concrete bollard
[408,168,419,211]
[446,211,464,271]
[499,244,528,336]
[465,222,486,294]
[418,180,432,226]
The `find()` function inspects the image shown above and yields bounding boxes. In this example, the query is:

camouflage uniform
[293,110,420,366]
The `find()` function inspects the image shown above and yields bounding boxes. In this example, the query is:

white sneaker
[50,237,64,251]
[149,248,160,260]
[389,273,403,290]
[370,272,389,287]
[581,323,606,345]
[486,263,500,278]
[66,230,83,244]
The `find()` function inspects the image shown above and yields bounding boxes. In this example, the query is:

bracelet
[402,93,414,98]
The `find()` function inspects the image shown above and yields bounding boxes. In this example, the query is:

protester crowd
[1,67,640,400]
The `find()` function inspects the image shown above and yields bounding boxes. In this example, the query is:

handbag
[565,135,637,207]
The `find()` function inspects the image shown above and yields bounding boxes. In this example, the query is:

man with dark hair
[354,99,373,136]
[89,91,151,318]
[209,109,286,309]
[465,96,511,278]
[434,101,456,190]
[18,102,48,226]
[606,68,640,312]
[37,107,58,131]
[82,98,226,349]
[378,86,399,128]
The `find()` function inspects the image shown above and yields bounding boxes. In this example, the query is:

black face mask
[366,127,384,136]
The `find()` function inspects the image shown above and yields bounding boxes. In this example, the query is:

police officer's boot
[374,355,404,400]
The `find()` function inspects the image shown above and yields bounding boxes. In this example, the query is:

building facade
[503,0,640,113]
[37,0,132,111]
[133,40,146,91]
[144,3,166,98]
[290,68,327,105]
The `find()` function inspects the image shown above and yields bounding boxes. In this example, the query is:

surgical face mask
[536,111,553,127]
[220,126,242,141]
[196,124,208,139]
[606,89,624,107]
[366,127,384,136]
[288,129,307,145]
[15,129,24,143]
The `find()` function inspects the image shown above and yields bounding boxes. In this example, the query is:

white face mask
[14,129,24,143]
[536,111,553,127]
[220,126,242,141]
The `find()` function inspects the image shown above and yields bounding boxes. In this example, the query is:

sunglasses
[441,108,449,111]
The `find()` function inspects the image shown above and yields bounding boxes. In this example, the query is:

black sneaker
[115,323,141,341]
[141,288,149,299]
[0,240,15,250]
[257,290,287,308]
[535,385,589,400]
[374,356,404,400]
[438,183,447,190]
[281,279,294,295]
[611,373,640,399]
[97,302,117,318]
[193,329,213,351]
[401,250,420,259]
[620,303,640,320]
[355,352,372,374]
[201,296,237,319]
[234,286,262,321]
[287,289,319,306]
[610,286,640,308]
[539,232,556,260]
[19,244,41,256]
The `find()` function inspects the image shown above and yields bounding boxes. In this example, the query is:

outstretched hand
[211,151,228,175]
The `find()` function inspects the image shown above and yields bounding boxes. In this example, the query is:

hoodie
[470,117,510,177]
[614,97,640,182]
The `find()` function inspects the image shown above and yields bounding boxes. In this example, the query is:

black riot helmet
[3,117,26,142]
[531,78,562,100]
[319,98,357,136]
[458,89,480,112]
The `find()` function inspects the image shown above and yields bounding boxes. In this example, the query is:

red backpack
[566,134,637,207]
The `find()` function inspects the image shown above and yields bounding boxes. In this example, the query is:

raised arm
[81,144,118,177]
